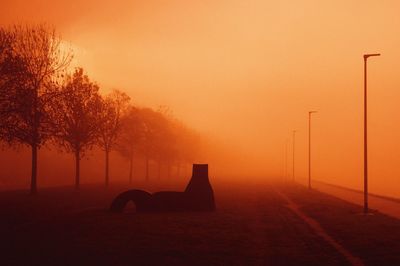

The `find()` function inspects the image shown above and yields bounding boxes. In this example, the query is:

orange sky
[2,0,400,196]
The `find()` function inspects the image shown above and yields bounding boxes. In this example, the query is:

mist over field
[3,2,400,266]
[2,1,400,199]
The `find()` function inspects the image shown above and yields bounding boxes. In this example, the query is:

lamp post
[308,111,317,189]
[363,53,380,214]
[292,130,296,182]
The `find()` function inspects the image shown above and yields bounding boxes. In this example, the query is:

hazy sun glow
[2,0,400,197]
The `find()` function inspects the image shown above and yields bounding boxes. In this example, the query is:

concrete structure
[110,164,215,212]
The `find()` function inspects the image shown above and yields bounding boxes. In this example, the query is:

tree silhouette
[172,121,199,178]
[156,106,177,179]
[0,29,21,143]
[116,106,145,183]
[1,24,204,191]
[178,126,201,176]
[0,24,72,194]
[139,108,167,180]
[97,89,130,187]
[49,68,101,189]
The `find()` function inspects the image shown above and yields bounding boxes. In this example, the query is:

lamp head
[364,53,381,59]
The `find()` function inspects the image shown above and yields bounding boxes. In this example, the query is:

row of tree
[0,24,201,194]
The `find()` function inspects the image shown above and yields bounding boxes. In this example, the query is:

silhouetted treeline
[0,24,201,194]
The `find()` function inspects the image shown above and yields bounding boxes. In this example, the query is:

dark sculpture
[110,164,215,212]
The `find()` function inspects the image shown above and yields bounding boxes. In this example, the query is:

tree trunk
[105,149,110,187]
[30,143,37,195]
[129,154,133,184]
[31,88,39,195]
[75,149,80,189]
[145,157,149,181]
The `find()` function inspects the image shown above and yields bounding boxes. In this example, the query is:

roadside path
[313,181,400,219]
[274,187,364,266]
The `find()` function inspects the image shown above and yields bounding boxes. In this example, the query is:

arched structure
[110,190,153,212]
[110,164,215,212]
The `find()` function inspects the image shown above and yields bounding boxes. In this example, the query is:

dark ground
[1,180,400,266]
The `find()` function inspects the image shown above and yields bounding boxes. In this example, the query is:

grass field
[1,180,400,265]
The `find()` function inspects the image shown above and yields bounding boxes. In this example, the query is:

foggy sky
[2,0,400,196]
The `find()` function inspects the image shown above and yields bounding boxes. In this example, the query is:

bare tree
[49,68,101,189]
[154,106,173,179]
[0,24,73,194]
[139,107,174,180]
[177,125,201,177]
[0,29,29,145]
[115,106,145,184]
[139,108,160,180]
[97,89,130,187]
[171,121,192,178]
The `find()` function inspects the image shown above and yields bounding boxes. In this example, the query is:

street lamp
[308,111,317,189]
[292,130,296,182]
[363,53,380,214]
